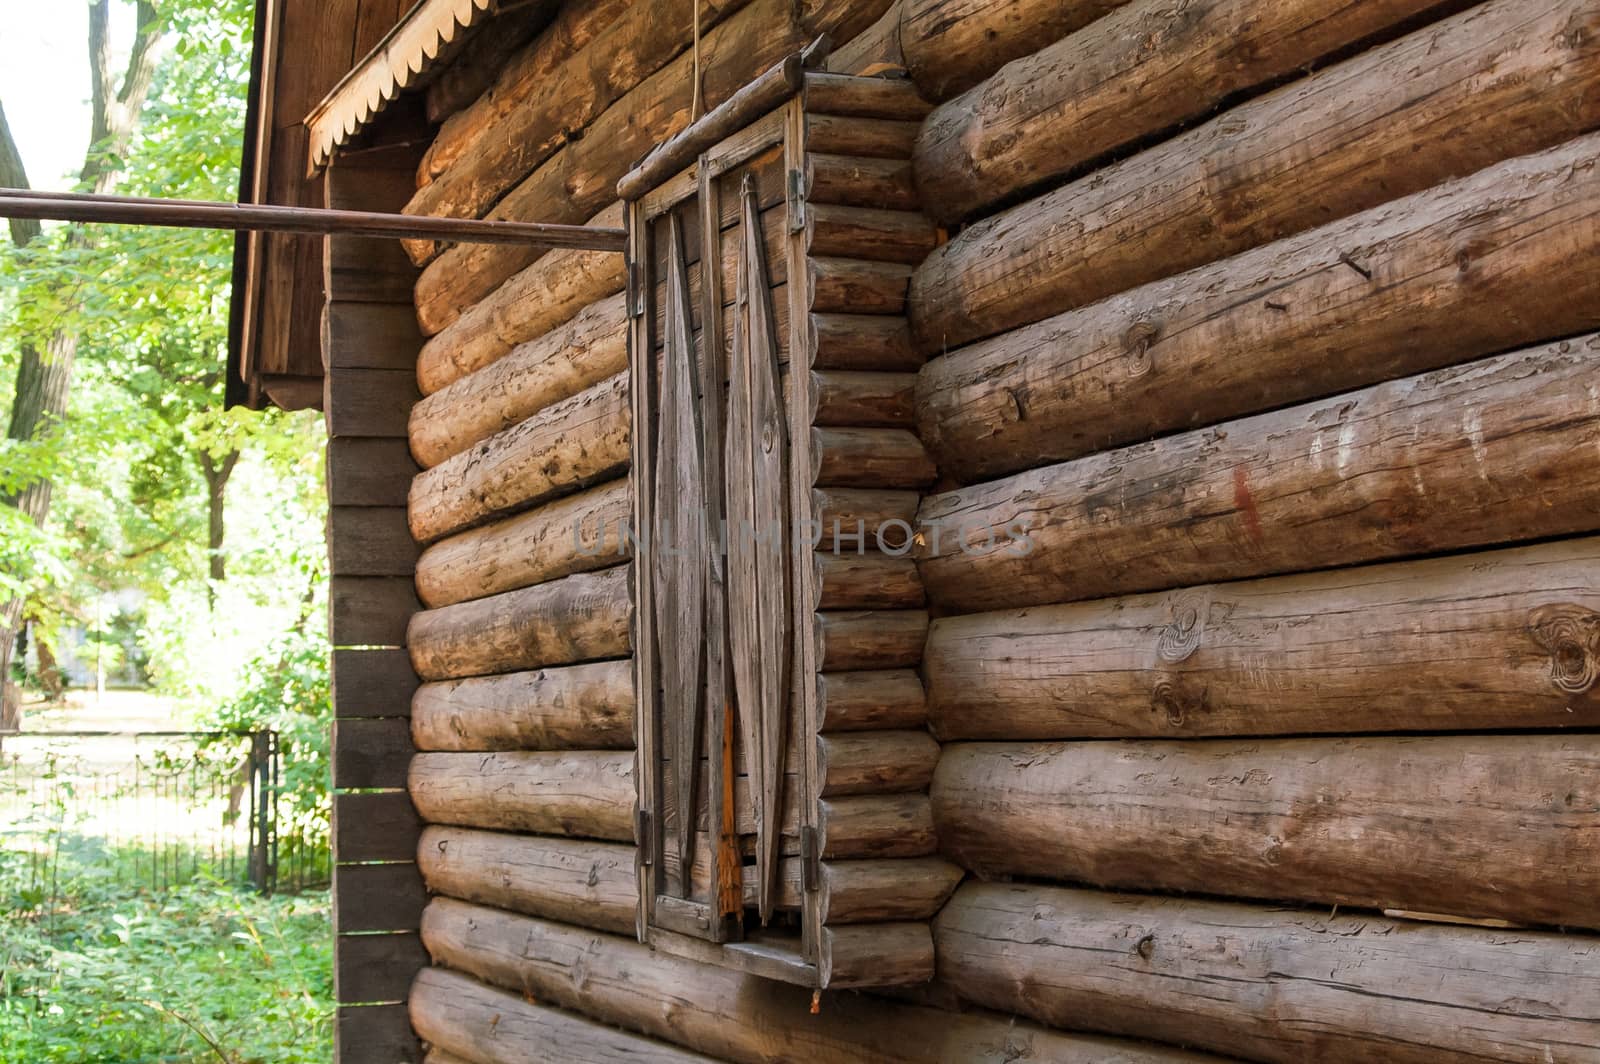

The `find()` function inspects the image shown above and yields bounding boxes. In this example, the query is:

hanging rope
[691,0,704,120]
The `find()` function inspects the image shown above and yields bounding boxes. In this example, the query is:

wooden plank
[333,717,413,790]
[336,933,429,1003]
[329,506,419,577]
[323,301,422,371]
[325,368,419,439]
[331,648,418,718]
[334,792,421,864]
[330,576,420,648]
[933,735,1600,929]
[938,882,1600,1064]
[334,863,426,934]
[327,438,419,508]
[335,1003,420,1064]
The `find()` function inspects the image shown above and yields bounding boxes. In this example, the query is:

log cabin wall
[317,0,1600,1059]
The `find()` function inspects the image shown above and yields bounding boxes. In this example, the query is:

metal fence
[0,729,327,897]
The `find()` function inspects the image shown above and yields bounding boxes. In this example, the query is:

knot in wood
[1134,933,1155,960]
[1156,593,1207,663]
[1151,680,1189,727]
[1122,321,1160,378]
[1528,603,1600,694]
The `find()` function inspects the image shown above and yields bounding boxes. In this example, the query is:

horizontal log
[416,202,625,364]
[325,368,418,439]
[417,826,636,934]
[900,0,1131,100]
[412,0,895,332]
[820,793,937,858]
[806,154,919,211]
[806,113,920,160]
[410,294,628,468]
[910,0,1600,352]
[323,300,422,371]
[926,535,1600,740]
[415,0,631,185]
[938,882,1600,1063]
[412,659,634,751]
[933,735,1600,928]
[814,552,924,610]
[332,648,418,718]
[328,507,418,578]
[413,479,631,609]
[803,72,932,121]
[814,487,922,552]
[818,669,927,732]
[410,968,712,1064]
[817,610,929,671]
[918,336,1600,612]
[408,372,629,544]
[822,857,962,924]
[806,205,938,265]
[812,427,935,488]
[330,576,419,649]
[409,750,635,842]
[809,257,911,314]
[810,314,922,371]
[421,3,555,128]
[820,923,935,988]
[333,718,412,790]
[337,933,427,1004]
[917,0,1457,224]
[338,1004,420,1064]
[421,898,1220,1062]
[333,863,426,935]
[918,132,1600,482]
[335,792,421,864]
[812,370,915,427]
[407,565,631,682]
[327,437,420,508]
[818,730,939,796]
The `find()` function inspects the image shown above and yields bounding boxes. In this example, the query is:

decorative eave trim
[304,0,500,176]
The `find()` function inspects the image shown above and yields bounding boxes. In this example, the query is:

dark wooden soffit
[228,0,411,411]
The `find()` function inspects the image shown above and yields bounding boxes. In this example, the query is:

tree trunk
[200,449,240,610]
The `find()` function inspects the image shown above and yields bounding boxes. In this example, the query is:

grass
[0,840,332,1063]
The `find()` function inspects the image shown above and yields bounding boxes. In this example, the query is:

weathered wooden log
[407,0,748,262]
[806,114,920,161]
[937,882,1600,1063]
[917,0,1459,224]
[416,201,624,362]
[918,336,1600,613]
[407,566,631,682]
[910,0,1600,352]
[409,750,634,842]
[900,0,1131,100]
[817,610,928,671]
[926,536,1600,741]
[809,258,912,315]
[417,0,630,183]
[421,898,1221,1062]
[408,372,629,545]
[806,154,919,211]
[810,315,920,373]
[413,0,896,332]
[819,669,927,732]
[804,72,932,121]
[814,552,924,610]
[806,205,937,266]
[818,730,939,796]
[417,826,637,934]
[820,793,936,858]
[821,923,934,988]
[413,479,631,609]
[822,858,962,924]
[812,370,915,427]
[812,428,935,488]
[814,487,921,552]
[412,659,634,751]
[933,735,1600,928]
[410,294,627,467]
[421,3,559,128]
[918,133,1600,482]
[410,968,713,1064]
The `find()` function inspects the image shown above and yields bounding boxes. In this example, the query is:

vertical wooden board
[334,863,427,934]
[331,577,420,648]
[336,933,430,1003]
[325,368,420,439]
[327,438,420,508]
[332,648,419,718]
[335,1003,420,1064]
[330,507,420,576]
[334,718,415,790]
[334,792,421,863]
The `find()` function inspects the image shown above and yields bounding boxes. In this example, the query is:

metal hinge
[627,262,646,319]
[801,826,820,892]
[787,168,807,233]
[637,809,654,865]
